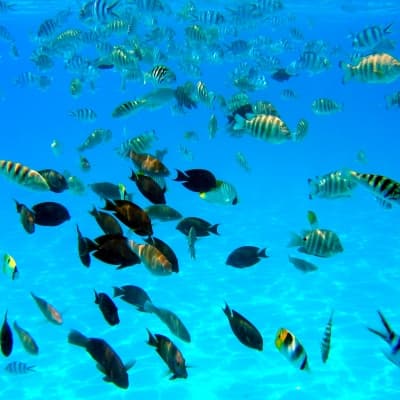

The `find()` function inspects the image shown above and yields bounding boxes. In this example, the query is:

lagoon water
[0,1,400,399]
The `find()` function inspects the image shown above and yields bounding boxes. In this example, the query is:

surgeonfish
[339,53,400,84]
[222,303,263,350]
[113,285,152,311]
[13,321,39,355]
[176,217,219,237]
[0,160,49,191]
[1,311,13,357]
[226,246,268,268]
[94,290,120,326]
[3,253,18,280]
[275,328,309,370]
[30,292,63,325]
[321,311,334,363]
[368,310,400,367]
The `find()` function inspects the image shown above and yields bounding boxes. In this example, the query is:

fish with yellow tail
[344,169,400,207]
[30,292,63,325]
[368,310,400,367]
[0,160,49,191]
[339,53,400,84]
[3,254,18,280]
[275,328,310,371]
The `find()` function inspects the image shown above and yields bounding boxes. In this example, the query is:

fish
[128,151,169,177]
[308,170,357,199]
[176,217,219,237]
[339,53,400,84]
[187,226,197,259]
[31,202,70,227]
[70,78,83,96]
[311,98,343,115]
[321,311,334,363]
[146,329,188,380]
[5,361,35,374]
[208,114,218,138]
[174,169,217,193]
[79,156,91,171]
[233,114,293,144]
[89,182,132,200]
[288,228,343,258]
[68,329,134,389]
[352,24,393,49]
[199,180,238,205]
[128,240,175,276]
[1,311,13,357]
[307,210,318,228]
[271,68,293,82]
[76,225,97,268]
[78,128,112,151]
[368,310,400,367]
[0,160,49,191]
[145,236,179,273]
[144,301,191,342]
[294,118,309,141]
[38,169,68,193]
[345,170,400,206]
[226,246,268,268]
[14,200,35,234]
[145,65,176,85]
[275,328,310,370]
[102,199,153,236]
[288,255,318,273]
[111,99,147,118]
[92,234,141,269]
[3,253,18,280]
[235,152,251,173]
[30,292,63,325]
[94,290,120,326]
[144,204,182,222]
[385,91,400,109]
[222,303,263,351]
[68,108,97,122]
[13,321,39,355]
[116,130,157,157]
[130,171,166,204]
[80,0,120,23]
[89,207,122,235]
[113,285,152,311]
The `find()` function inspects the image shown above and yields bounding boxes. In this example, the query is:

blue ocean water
[1,0,400,399]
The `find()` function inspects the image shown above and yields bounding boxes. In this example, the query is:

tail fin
[113,286,123,297]
[146,328,157,347]
[367,310,396,344]
[257,248,268,258]
[68,329,89,348]
[209,223,220,235]
[338,61,353,84]
[383,23,393,34]
[233,114,246,131]
[174,169,187,182]
[287,232,303,248]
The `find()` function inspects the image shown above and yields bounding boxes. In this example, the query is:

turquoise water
[1,1,400,399]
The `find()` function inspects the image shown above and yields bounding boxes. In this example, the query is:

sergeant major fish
[5,361,35,374]
[321,310,334,363]
[308,170,357,199]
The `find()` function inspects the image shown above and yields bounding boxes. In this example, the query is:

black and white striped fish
[81,0,120,23]
[5,361,35,374]
[346,170,400,206]
[321,310,334,363]
[68,108,97,122]
[308,170,357,200]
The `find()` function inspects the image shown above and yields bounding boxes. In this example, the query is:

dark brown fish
[89,207,122,235]
[130,171,166,204]
[68,329,134,389]
[13,321,39,355]
[226,246,268,268]
[76,225,97,267]
[176,217,219,237]
[145,236,179,273]
[128,151,169,177]
[144,204,182,221]
[146,329,188,380]
[38,169,68,193]
[31,202,70,226]
[174,169,217,193]
[144,302,191,342]
[94,290,120,326]
[15,200,35,234]
[31,292,63,325]
[1,311,13,357]
[113,285,152,311]
[93,234,141,269]
[222,303,263,351]
[102,199,153,237]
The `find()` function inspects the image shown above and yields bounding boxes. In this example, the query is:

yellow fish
[3,254,18,280]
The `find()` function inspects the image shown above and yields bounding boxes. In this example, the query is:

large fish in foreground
[68,329,134,389]
[368,310,400,367]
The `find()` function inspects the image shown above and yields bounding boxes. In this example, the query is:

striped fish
[233,114,292,144]
[346,170,400,206]
[112,99,147,118]
[5,361,35,374]
[321,311,334,363]
[339,53,400,84]
[0,160,49,191]
[308,170,357,199]
[116,130,157,157]
[275,328,309,371]
[352,24,392,49]
[385,91,400,109]
[311,98,343,115]
[294,118,309,141]
[196,81,214,105]
[68,108,97,121]
[146,65,176,85]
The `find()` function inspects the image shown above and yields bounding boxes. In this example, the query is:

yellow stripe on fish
[0,160,49,191]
